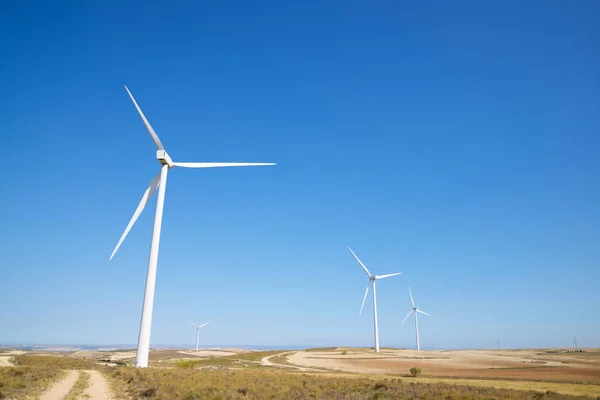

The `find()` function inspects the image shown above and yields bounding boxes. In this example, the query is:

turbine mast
[373,279,379,352]
[415,309,420,351]
[136,164,169,368]
[196,327,200,352]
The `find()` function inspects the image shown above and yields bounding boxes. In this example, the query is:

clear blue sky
[1,1,598,350]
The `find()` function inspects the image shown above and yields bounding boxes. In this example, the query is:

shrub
[140,387,156,397]
[409,367,422,377]
[341,351,348,355]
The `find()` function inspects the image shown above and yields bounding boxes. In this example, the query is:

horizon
[1,342,593,352]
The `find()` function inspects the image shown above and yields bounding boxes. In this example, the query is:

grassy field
[152,350,288,368]
[0,364,65,399]
[3,353,599,399]
[13,354,100,370]
[106,366,594,399]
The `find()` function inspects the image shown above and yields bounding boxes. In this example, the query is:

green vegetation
[410,367,422,377]
[231,350,286,362]
[106,367,593,400]
[175,357,267,370]
[303,347,339,352]
[0,365,65,399]
[171,350,288,370]
[64,371,91,400]
[341,350,348,355]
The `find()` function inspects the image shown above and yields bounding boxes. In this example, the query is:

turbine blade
[198,321,211,328]
[402,309,413,324]
[359,283,370,315]
[409,287,415,308]
[417,310,430,317]
[110,171,161,260]
[172,162,276,168]
[376,272,402,280]
[348,247,371,277]
[124,86,165,150]
[189,320,198,327]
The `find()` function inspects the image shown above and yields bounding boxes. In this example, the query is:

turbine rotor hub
[157,150,173,167]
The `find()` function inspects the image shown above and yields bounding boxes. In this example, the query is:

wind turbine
[401,287,430,351]
[189,320,210,352]
[110,86,275,368]
[348,247,401,352]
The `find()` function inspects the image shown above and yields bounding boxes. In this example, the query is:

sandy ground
[0,350,25,366]
[40,370,79,400]
[287,348,600,384]
[178,349,238,357]
[260,351,323,372]
[84,370,113,400]
[0,356,13,367]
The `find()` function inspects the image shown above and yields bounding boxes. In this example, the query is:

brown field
[287,348,600,384]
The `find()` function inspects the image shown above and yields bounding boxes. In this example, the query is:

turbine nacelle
[157,150,173,167]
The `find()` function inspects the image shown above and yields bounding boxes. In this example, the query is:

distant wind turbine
[401,287,430,351]
[348,247,402,352]
[189,320,210,352]
[110,86,275,368]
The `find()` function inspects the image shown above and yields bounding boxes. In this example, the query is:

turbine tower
[348,247,401,352]
[110,86,275,368]
[189,320,210,352]
[401,287,430,351]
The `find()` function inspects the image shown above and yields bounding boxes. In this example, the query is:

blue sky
[1,1,598,350]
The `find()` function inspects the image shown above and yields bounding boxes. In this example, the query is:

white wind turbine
[349,247,401,352]
[110,86,275,368]
[401,287,430,351]
[189,320,210,352]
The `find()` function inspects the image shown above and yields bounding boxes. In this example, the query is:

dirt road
[40,370,79,400]
[38,369,112,400]
[84,370,113,399]
[0,356,13,367]
[261,352,324,372]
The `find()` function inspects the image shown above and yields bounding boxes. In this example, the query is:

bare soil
[288,348,600,384]
[40,370,79,400]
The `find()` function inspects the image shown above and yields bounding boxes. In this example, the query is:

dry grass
[107,366,595,399]
[13,354,100,370]
[0,365,65,399]
[64,371,91,400]
[230,350,287,362]
[174,358,267,370]
[412,376,600,398]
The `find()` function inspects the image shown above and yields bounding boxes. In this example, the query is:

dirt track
[0,356,13,367]
[84,370,113,399]
[40,370,79,400]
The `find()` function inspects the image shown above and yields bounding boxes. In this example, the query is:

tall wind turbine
[110,86,275,368]
[401,287,430,351]
[189,320,210,352]
[348,247,401,352]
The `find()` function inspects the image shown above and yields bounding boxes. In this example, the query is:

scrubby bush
[410,367,422,377]
[341,351,347,355]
